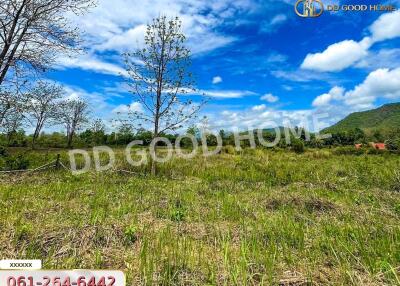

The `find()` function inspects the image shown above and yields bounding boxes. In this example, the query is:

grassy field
[0,148,400,285]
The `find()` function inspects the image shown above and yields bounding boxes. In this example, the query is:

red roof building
[369,142,386,150]
[374,143,386,150]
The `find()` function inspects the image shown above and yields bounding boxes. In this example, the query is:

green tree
[292,139,305,153]
[123,16,205,175]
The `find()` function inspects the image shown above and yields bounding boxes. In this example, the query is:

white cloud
[271,69,331,82]
[96,25,147,52]
[266,52,287,63]
[270,14,287,25]
[312,86,344,107]
[261,93,279,102]
[199,89,256,98]
[355,48,400,70]
[212,76,223,84]
[252,104,266,111]
[260,14,288,33]
[370,10,400,42]
[69,0,244,56]
[57,55,127,76]
[203,107,319,132]
[312,67,400,110]
[344,67,400,108]
[301,39,370,72]
[112,102,143,114]
[301,10,400,72]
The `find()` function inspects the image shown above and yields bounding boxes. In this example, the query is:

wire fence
[0,154,69,174]
[0,154,141,176]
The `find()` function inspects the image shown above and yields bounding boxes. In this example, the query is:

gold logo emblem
[295,0,324,17]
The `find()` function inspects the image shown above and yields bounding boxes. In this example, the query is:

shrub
[124,224,138,244]
[292,139,304,153]
[222,145,236,155]
[4,154,30,170]
[385,139,399,151]
[170,208,185,222]
[0,146,8,157]
[170,200,185,222]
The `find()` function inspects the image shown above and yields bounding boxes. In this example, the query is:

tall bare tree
[0,0,96,86]
[124,16,204,175]
[58,98,89,148]
[25,81,63,149]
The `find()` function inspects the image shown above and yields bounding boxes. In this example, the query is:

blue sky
[48,0,400,132]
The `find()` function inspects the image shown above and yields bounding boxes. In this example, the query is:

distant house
[355,144,363,149]
[369,142,386,150]
[355,142,386,150]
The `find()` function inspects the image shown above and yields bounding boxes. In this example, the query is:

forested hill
[323,103,400,135]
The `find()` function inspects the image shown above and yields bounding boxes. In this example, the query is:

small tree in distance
[58,98,89,148]
[123,16,205,175]
[26,81,64,149]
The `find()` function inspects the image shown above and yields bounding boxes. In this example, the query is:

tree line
[3,124,400,151]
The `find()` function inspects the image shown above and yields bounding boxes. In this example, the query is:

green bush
[124,224,138,244]
[4,154,30,170]
[385,139,399,151]
[291,139,304,153]
[222,145,236,155]
[0,146,8,157]
[170,200,185,222]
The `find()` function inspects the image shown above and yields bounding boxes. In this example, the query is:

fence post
[55,154,61,170]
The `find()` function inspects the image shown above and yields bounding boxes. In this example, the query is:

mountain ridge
[323,103,400,135]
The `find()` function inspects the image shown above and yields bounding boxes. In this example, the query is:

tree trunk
[151,123,158,176]
[32,127,40,150]
[31,136,36,150]
[150,147,156,175]
[67,132,73,149]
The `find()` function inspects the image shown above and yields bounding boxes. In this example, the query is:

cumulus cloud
[313,67,400,110]
[260,93,279,102]
[205,67,400,133]
[355,48,400,70]
[96,25,147,52]
[344,67,400,108]
[301,10,400,72]
[370,10,400,42]
[212,76,223,84]
[301,39,370,72]
[312,86,344,107]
